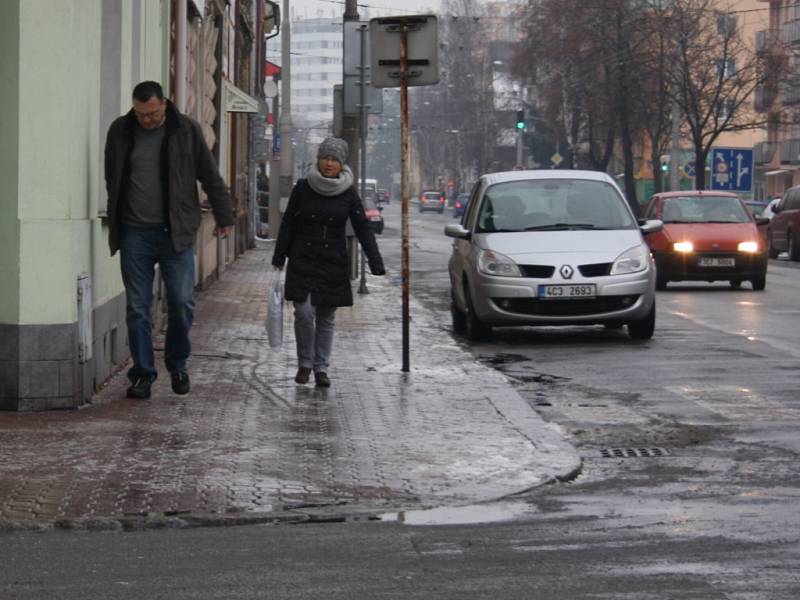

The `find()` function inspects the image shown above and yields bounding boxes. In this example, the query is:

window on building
[716,13,736,36]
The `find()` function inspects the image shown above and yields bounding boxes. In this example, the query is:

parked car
[419,190,446,213]
[768,186,800,260]
[444,170,661,341]
[362,194,384,234]
[643,191,768,290]
[453,192,470,218]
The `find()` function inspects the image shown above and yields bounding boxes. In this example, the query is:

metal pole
[516,129,523,167]
[268,93,281,239]
[343,0,360,280]
[358,24,369,295]
[401,26,410,373]
[279,0,293,202]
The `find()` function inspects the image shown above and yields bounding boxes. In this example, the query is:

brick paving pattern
[0,243,580,524]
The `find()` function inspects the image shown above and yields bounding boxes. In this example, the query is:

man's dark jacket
[104,100,234,255]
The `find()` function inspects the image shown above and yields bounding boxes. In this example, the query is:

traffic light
[659,154,670,173]
[515,110,525,130]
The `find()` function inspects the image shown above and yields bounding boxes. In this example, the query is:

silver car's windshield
[475,179,637,233]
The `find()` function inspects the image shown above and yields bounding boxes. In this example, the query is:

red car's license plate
[698,257,735,267]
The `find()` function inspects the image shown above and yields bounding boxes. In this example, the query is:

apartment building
[755,0,800,198]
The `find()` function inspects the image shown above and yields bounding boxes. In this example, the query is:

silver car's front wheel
[627,302,655,340]
[464,285,492,342]
[451,290,467,334]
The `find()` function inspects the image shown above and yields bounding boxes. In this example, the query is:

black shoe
[127,376,154,399]
[295,367,312,384]
[314,372,330,388]
[170,371,190,395]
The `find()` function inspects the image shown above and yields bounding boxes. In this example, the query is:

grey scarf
[306,163,354,197]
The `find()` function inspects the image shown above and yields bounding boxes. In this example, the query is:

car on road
[768,185,800,260]
[444,169,661,341]
[377,187,391,204]
[419,190,446,213]
[362,194,384,234]
[643,190,768,290]
[453,192,470,219]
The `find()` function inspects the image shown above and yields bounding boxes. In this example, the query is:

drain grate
[600,447,671,458]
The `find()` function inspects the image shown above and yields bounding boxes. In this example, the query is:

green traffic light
[516,122,525,130]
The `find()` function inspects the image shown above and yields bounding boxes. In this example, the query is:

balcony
[755,142,777,165]
[779,139,800,164]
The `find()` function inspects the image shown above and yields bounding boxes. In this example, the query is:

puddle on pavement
[379,501,538,526]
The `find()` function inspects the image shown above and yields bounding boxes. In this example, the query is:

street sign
[711,147,753,192]
[343,22,383,115]
[369,15,439,88]
[551,152,563,167]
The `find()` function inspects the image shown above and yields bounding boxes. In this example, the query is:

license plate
[698,257,735,267]
[538,284,597,299]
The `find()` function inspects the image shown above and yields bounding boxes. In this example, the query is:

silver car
[444,170,662,341]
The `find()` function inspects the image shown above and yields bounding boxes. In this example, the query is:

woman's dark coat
[272,179,385,307]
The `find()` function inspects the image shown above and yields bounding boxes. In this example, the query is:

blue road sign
[711,147,752,192]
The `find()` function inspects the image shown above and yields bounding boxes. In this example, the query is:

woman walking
[272,137,385,387]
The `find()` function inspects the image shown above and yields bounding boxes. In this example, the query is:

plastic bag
[266,276,284,349]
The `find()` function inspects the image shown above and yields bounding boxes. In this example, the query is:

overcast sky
[288,0,441,21]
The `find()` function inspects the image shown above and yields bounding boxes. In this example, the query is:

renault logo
[560,264,574,279]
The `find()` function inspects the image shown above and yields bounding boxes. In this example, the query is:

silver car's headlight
[610,245,648,275]
[477,249,522,277]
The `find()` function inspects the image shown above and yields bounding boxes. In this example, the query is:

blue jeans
[293,296,336,373]
[120,227,195,381]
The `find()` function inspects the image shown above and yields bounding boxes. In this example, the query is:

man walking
[105,81,234,399]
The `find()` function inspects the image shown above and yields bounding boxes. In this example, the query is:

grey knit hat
[317,137,348,165]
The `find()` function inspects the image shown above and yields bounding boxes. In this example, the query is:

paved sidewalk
[0,241,580,528]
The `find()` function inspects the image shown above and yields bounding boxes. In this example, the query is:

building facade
[0,0,265,411]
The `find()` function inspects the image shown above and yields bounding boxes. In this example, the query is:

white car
[762,197,780,221]
[444,170,662,341]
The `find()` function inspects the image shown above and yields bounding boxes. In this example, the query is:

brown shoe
[295,367,311,384]
[314,371,331,388]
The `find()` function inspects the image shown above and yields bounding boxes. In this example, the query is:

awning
[224,80,259,113]
[765,169,790,176]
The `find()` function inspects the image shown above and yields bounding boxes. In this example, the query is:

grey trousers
[293,295,337,372]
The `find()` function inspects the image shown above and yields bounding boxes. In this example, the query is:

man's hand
[214,225,234,239]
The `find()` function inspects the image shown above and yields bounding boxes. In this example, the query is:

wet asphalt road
[398,202,800,597]
[2,202,799,599]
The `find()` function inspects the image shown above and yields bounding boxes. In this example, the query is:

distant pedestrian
[272,137,385,387]
[104,80,235,400]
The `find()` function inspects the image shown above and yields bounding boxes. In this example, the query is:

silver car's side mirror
[639,219,663,235]
[444,223,471,239]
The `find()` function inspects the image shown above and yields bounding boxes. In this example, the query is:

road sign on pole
[710,147,753,192]
[369,15,439,88]
[368,15,439,373]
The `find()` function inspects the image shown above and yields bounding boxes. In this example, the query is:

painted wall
[0,2,21,323]
[12,0,169,326]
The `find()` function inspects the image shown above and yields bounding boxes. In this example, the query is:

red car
[643,191,769,291]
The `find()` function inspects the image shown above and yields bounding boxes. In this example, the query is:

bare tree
[410,0,502,192]
[667,0,771,189]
